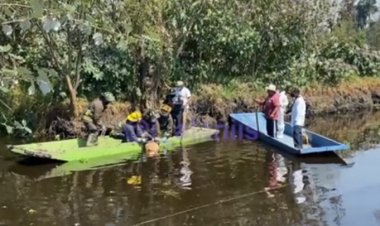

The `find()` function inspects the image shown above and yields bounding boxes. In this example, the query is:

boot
[86,133,99,146]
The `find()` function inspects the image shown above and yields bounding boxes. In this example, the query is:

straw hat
[176,81,184,87]
[266,84,276,92]
[160,104,172,115]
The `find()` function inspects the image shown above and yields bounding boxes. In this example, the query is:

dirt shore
[43,77,380,138]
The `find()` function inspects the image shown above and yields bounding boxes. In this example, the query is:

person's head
[144,108,159,122]
[290,88,301,98]
[175,80,184,88]
[127,111,142,123]
[100,92,115,105]
[160,104,172,116]
[265,84,277,97]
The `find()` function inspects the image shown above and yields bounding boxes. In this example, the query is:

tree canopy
[1,0,380,135]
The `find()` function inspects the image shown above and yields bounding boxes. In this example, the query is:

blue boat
[230,112,350,155]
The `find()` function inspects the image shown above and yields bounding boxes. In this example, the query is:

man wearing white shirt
[172,81,191,136]
[290,88,306,149]
[277,89,289,138]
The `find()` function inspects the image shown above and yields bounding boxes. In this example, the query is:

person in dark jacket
[158,104,174,137]
[82,92,115,146]
[142,108,160,138]
[123,110,145,142]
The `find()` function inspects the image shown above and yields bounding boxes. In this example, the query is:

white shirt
[279,91,289,109]
[174,87,191,108]
[291,95,306,126]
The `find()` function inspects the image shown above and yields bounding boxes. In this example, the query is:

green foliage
[1,0,380,136]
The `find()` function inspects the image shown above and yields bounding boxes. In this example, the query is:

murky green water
[1,112,380,226]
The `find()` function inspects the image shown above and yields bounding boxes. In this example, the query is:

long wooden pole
[255,105,260,139]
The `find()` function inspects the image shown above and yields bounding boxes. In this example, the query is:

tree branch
[175,0,206,58]
[0,3,31,8]
[34,21,62,72]
[0,98,13,112]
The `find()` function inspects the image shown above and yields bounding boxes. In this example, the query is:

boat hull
[230,113,349,155]
[8,127,219,162]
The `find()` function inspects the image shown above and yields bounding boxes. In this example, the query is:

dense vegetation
[1,0,380,135]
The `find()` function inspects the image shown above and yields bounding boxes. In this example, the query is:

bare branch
[0,99,12,112]
[0,3,31,8]
[1,18,32,25]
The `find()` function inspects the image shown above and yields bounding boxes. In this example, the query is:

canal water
[1,112,380,226]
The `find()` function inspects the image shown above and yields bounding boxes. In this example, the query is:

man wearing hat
[83,92,115,146]
[171,80,191,136]
[255,84,281,138]
[158,104,174,137]
[123,110,148,142]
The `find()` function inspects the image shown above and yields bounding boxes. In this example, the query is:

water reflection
[178,148,193,190]
[2,112,380,225]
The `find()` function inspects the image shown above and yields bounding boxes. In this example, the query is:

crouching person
[82,92,115,146]
[123,110,153,143]
[158,104,174,138]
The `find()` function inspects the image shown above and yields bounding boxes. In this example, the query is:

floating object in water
[145,141,160,157]
[127,175,142,185]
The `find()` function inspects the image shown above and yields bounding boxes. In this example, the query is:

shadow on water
[7,157,63,180]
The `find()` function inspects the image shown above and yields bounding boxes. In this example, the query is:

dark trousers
[266,119,277,138]
[171,105,183,136]
[293,125,303,149]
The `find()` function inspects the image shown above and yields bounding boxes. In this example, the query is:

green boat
[8,127,219,162]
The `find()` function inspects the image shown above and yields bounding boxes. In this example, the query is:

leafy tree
[356,0,378,29]
[0,0,130,117]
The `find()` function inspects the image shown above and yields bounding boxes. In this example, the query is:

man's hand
[255,98,263,105]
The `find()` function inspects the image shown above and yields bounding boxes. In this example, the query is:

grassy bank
[192,76,380,123]
[3,76,380,138]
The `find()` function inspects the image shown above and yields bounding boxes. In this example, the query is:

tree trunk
[65,74,78,118]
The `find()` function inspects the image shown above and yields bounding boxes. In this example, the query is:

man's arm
[270,96,280,119]
[183,88,191,108]
[300,99,307,116]
[255,99,265,105]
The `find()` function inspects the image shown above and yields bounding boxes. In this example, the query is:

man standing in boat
[82,92,115,146]
[290,88,306,150]
[255,84,280,138]
[277,87,289,138]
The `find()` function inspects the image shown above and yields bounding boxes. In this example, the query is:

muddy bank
[44,77,380,138]
[191,78,380,125]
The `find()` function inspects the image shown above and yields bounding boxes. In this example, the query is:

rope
[132,185,287,226]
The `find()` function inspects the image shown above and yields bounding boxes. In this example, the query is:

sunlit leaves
[2,24,13,36]
[42,16,61,32]
[28,83,36,95]
[36,68,53,95]
[30,0,44,18]
[83,58,103,80]
[0,45,11,53]
[20,20,32,32]
[93,32,103,46]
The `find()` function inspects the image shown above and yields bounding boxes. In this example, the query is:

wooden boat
[230,112,349,155]
[7,127,219,162]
